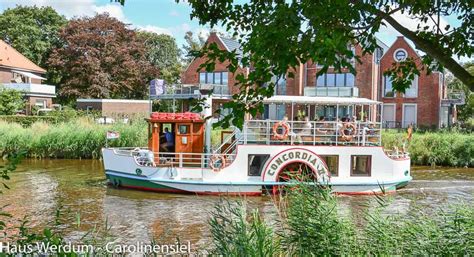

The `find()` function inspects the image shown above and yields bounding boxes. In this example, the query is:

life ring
[272,122,290,140]
[209,155,226,172]
[341,122,357,141]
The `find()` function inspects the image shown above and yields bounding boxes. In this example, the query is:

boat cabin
[146,112,205,162]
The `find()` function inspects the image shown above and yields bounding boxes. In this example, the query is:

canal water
[1,159,473,249]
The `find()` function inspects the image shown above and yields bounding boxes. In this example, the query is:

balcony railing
[304,87,359,97]
[153,84,231,99]
[2,83,56,96]
[441,91,465,106]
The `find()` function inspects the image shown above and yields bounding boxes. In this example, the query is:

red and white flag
[106,131,120,140]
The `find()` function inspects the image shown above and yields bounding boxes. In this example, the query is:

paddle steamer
[102,95,411,195]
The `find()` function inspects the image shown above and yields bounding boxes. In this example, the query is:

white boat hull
[102,144,412,196]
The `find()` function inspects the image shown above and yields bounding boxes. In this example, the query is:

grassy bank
[0,118,147,159]
[0,120,472,167]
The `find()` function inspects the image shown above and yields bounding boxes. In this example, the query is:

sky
[0,0,471,62]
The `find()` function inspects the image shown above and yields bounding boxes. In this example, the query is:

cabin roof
[148,112,204,123]
[262,95,381,105]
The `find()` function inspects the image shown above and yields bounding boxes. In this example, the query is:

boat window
[178,124,190,135]
[320,155,339,177]
[248,154,270,176]
[351,155,371,176]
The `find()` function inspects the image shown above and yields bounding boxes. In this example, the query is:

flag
[150,79,165,97]
[106,131,120,140]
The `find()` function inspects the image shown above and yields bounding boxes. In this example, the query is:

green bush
[0,115,61,127]
[382,130,474,167]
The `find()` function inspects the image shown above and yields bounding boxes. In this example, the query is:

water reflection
[0,160,472,249]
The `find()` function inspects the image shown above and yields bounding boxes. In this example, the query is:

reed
[0,118,147,159]
[208,185,474,256]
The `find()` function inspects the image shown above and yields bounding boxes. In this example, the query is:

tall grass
[382,130,474,167]
[0,118,147,159]
[209,185,474,256]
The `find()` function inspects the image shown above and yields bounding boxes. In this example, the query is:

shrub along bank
[0,120,472,167]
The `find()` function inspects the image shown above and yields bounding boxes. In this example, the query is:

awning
[12,70,46,80]
[262,95,381,105]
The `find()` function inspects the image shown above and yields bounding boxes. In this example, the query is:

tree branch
[378,10,474,91]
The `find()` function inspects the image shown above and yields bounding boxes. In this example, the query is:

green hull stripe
[107,174,175,190]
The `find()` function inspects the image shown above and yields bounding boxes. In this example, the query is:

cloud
[136,25,173,35]
[0,0,126,21]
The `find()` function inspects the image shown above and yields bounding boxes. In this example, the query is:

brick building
[0,40,56,114]
[165,33,460,128]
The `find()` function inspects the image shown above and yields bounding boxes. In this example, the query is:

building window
[199,72,229,85]
[316,73,355,87]
[393,48,408,62]
[320,155,339,177]
[178,125,190,135]
[248,154,270,176]
[404,76,418,98]
[383,76,394,97]
[35,99,47,109]
[351,155,371,176]
[275,76,287,95]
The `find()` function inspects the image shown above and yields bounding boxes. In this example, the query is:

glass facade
[316,73,355,87]
[199,71,229,85]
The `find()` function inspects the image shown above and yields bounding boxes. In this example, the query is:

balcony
[2,83,56,97]
[304,87,359,97]
[441,91,465,106]
[152,84,231,100]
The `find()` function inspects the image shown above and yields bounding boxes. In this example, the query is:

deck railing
[242,120,382,146]
[112,148,236,169]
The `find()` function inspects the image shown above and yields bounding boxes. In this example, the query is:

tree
[182,31,206,65]
[48,14,159,101]
[447,62,474,122]
[116,0,473,127]
[137,31,182,83]
[0,86,25,115]
[0,6,67,68]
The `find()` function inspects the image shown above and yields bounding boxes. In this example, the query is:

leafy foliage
[175,0,474,127]
[0,6,67,68]
[137,31,182,83]
[0,85,25,115]
[48,14,159,101]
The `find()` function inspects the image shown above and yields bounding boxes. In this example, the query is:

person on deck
[163,127,174,152]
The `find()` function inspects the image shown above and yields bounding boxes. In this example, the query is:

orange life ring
[209,155,226,172]
[341,122,357,141]
[272,121,290,140]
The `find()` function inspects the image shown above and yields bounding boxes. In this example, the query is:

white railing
[155,84,230,98]
[243,119,382,146]
[3,83,56,95]
[112,148,236,169]
[304,87,359,97]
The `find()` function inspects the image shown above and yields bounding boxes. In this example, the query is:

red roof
[149,112,203,122]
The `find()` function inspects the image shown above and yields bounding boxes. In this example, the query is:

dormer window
[393,48,408,62]
[199,71,228,85]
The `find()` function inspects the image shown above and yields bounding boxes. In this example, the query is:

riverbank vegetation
[209,185,474,256]
[0,119,472,167]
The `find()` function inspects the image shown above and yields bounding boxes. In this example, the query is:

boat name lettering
[267,150,322,176]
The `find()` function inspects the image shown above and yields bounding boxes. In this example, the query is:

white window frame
[402,103,417,128]
[382,103,396,127]
[393,48,408,62]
